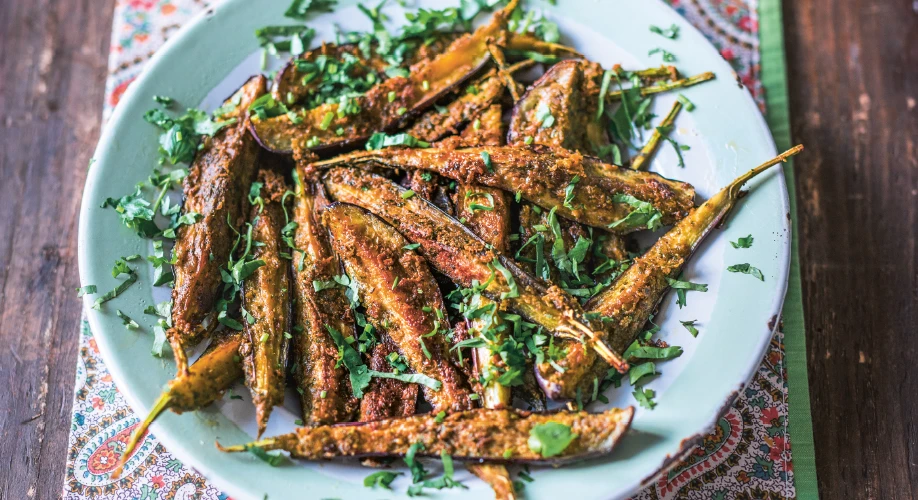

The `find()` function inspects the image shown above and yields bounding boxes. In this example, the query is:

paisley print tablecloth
[65,1,800,498]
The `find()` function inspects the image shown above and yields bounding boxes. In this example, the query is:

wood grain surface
[0,0,116,498]
[783,1,918,498]
[0,0,915,498]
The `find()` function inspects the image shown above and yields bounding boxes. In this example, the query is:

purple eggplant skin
[218,406,635,466]
[307,145,696,232]
[540,146,807,400]
[248,0,521,155]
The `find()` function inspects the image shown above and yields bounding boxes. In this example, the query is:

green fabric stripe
[759,1,819,498]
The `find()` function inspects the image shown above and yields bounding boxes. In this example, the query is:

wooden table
[0,0,915,498]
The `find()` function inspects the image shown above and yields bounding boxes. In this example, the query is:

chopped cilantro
[633,387,657,409]
[680,319,699,337]
[608,194,663,231]
[365,132,430,150]
[649,23,680,39]
[76,285,97,297]
[727,263,765,281]
[245,445,288,466]
[527,422,578,458]
[648,47,677,62]
[116,310,140,330]
[535,102,555,128]
[730,235,754,249]
[364,471,401,490]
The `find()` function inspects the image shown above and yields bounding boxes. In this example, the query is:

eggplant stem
[486,41,523,102]
[728,145,804,195]
[557,321,629,374]
[632,65,679,82]
[630,100,683,171]
[605,71,715,101]
[112,392,174,479]
[167,329,190,377]
[217,438,277,453]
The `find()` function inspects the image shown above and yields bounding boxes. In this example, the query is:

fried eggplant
[249,0,521,154]
[359,338,419,422]
[290,178,359,425]
[219,407,634,465]
[309,146,695,231]
[169,75,266,371]
[321,168,627,386]
[114,331,244,477]
[323,203,475,413]
[240,170,293,437]
[273,35,462,109]
[508,60,611,155]
[562,146,807,400]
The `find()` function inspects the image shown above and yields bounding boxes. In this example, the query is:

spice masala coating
[170,75,266,361]
[222,407,634,464]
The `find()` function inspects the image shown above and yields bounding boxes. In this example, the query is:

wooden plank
[783,0,918,497]
[0,0,115,497]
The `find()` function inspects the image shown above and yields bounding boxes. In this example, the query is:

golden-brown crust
[454,183,511,254]
[409,71,508,142]
[250,1,520,154]
[323,203,475,413]
[459,104,505,147]
[322,167,617,400]
[171,75,267,352]
[310,146,695,231]
[242,407,634,464]
[168,332,245,413]
[359,338,419,422]
[290,175,359,425]
[507,60,611,158]
[240,170,293,437]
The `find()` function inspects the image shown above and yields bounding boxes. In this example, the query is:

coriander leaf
[76,285,97,297]
[727,263,765,281]
[153,95,174,107]
[648,47,677,62]
[535,102,555,128]
[92,269,138,310]
[403,243,421,250]
[480,150,493,171]
[661,135,687,168]
[152,319,170,357]
[325,324,372,398]
[365,132,430,150]
[596,70,614,120]
[368,370,442,391]
[608,194,663,231]
[730,234,754,249]
[218,311,245,331]
[680,319,699,337]
[284,0,336,19]
[623,341,683,361]
[364,471,401,490]
[491,259,519,300]
[633,388,656,409]
[246,445,289,466]
[649,23,680,39]
[528,422,578,458]
[116,310,140,330]
[404,442,428,483]
[563,175,580,210]
[101,187,159,237]
[628,361,656,385]
[665,277,708,308]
